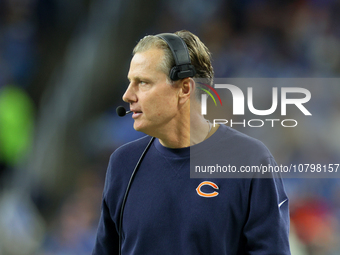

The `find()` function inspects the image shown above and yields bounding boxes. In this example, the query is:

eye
[138,80,152,91]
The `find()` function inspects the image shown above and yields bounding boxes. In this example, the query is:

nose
[122,83,137,103]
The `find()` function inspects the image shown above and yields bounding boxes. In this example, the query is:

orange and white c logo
[196,181,219,198]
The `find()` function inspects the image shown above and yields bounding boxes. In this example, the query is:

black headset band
[155,33,196,80]
[156,33,191,66]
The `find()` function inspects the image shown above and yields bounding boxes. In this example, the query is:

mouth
[132,110,143,119]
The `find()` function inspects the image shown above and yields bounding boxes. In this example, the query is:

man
[93,30,290,254]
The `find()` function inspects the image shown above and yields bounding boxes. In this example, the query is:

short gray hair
[133,35,174,84]
[133,30,214,98]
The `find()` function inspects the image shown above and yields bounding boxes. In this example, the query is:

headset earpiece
[169,64,196,81]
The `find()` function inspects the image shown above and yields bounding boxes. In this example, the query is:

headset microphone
[116,106,132,117]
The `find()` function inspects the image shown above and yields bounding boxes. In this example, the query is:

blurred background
[0,0,339,254]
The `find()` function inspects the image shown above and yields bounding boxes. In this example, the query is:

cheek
[143,88,178,117]
[142,98,163,117]
[160,94,177,110]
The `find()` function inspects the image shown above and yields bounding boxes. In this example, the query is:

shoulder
[215,125,273,159]
[103,135,153,197]
[106,135,153,182]
[109,135,152,163]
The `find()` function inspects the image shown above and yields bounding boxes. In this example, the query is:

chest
[121,158,250,239]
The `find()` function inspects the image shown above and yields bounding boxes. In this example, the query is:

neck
[157,108,210,148]
[189,111,211,146]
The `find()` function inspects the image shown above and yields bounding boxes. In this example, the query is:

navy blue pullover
[93,125,290,254]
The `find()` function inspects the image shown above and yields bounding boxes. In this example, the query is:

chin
[133,122,155,136]
[133,122,147,133]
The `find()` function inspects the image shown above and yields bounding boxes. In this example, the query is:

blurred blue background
[0,0,339,254]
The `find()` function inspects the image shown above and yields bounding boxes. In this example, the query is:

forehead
[128,48,165,80]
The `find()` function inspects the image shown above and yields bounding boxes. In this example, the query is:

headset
[156,33,196,81]
[117,33,196,255]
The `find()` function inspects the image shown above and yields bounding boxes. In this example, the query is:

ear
[178,78,195,105]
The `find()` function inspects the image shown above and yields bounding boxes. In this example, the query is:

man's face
[123,48,180,134]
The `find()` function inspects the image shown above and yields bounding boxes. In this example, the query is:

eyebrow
[127,76,152,83]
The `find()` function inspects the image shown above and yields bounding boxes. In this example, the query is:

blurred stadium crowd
[0,0,340,254]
